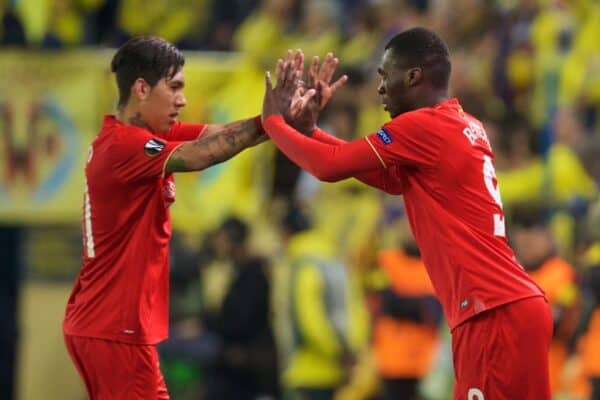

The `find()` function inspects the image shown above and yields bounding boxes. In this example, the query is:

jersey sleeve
[365,111,444,169]
[109,127,184,182]
[165,122,207,141]
[263,116,383,182]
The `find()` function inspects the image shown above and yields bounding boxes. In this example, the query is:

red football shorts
[451,296,552,400]
[64,334,170,400]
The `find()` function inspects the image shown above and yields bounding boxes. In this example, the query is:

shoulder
[384,107,440,133]
[110,124,153,142]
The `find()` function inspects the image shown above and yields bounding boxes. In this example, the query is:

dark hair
[219,217,249,244]
[110,36,185,108]
[281,206,311,235]
[384,27,451,90]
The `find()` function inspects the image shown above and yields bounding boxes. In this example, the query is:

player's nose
[176,95,187,108]
[377,81,385,95]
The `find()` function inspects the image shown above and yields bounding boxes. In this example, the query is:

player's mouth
[168,113,179,123]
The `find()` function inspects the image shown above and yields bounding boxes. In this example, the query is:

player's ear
[132,78,151,101]
[407,67,423,87]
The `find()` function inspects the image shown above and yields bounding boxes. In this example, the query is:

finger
[320,53,337,83]
[309,56,319,87]
[298,88,317,109]
[276,59,284,82]
[293,49,304,78]
[329,74,348,93]
[265,71,273,92]
[317,53,333,81]
[285,49,293,64]
[283,60,296,87]
[290,98,302,117]
[289,86,315,115]
[283,59,295,87]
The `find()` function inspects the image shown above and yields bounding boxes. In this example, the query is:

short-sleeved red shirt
[63,116,205,344]
[365,99,544,329]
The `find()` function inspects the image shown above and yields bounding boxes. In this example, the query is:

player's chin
[165,117,177,128]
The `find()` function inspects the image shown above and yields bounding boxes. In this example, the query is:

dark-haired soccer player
[262,28,552,399]
[62,36,272,399]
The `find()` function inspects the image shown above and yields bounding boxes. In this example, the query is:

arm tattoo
[166,118,262,172]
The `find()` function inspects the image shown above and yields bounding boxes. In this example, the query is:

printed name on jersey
[376,127,393,145]
[144,138,166,157]
[462,121,490,148]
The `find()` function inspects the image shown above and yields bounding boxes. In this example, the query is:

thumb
[265,71,273,92]
[298,88,317,109]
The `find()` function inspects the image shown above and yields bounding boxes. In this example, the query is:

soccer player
[262,28,553,399]
[62,36,270,399]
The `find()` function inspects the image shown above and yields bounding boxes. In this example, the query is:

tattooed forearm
[165,118,264,173]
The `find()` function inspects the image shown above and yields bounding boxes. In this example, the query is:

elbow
[312,170,344,182]
[309,162,347,182]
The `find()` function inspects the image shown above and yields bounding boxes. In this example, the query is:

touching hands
[262,49,348,134]
[307,52,348,110]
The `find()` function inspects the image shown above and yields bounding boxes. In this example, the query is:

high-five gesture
[262,64,317,124]
[308,53,348,110]
[265,49,348,134]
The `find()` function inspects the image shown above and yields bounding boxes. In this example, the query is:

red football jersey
[365,99,543,328]
[63,116,205,344]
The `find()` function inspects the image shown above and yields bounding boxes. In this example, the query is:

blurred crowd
[3,0,600,399]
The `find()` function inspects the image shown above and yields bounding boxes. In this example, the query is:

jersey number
[83,146,95,258]
[483,155,505,237]
[468,388,485,400]
[83,180,95,258]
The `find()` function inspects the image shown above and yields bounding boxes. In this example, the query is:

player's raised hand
[262,71,280,121]
[263,65,316,124]
[308,53,348,109]
[275,50,305,119]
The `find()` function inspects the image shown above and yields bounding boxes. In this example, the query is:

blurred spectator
[510,206,580,396]
[289,0,341,61]
[492,0,540,115]
[41,0,106,48]
[1,4,25,45]
[558,3,600,133]
[162,217,280,400]
[339,2,381,69]
[115,0,210,48]
[233,0,299,65]
[201,216,280,400]
[575,200,600,399]
[497,112,596,211]
[369,217,441,400]
[206,0,260,50]
[278,207,355,400]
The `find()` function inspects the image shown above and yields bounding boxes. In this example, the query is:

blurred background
[1,0,599,399]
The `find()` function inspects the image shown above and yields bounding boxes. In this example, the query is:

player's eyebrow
[168,79,185,89]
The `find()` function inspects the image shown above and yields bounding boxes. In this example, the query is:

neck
[116,104,151,132]
[413,89,449,110]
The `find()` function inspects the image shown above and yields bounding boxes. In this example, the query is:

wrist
[291,121,317,136]
[253,115,266,135]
